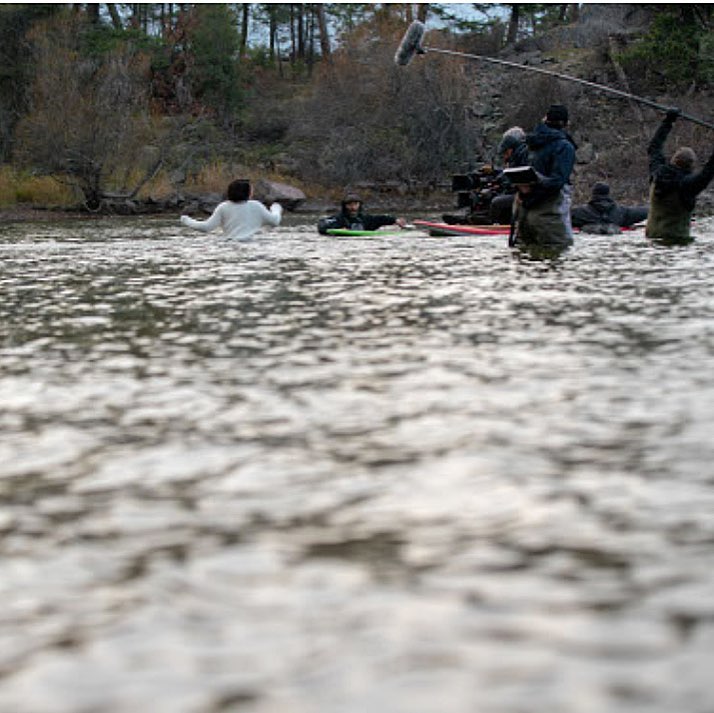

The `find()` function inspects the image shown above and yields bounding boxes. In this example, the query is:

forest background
[1,2,713,217]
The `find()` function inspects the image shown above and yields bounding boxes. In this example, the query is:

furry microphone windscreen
[394,21,426,66]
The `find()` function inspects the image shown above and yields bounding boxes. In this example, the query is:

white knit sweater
[180,200,282,240]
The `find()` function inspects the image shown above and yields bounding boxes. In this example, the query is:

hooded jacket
[571,194,648,230]
[521,123,576,208]
[646,119,714,240]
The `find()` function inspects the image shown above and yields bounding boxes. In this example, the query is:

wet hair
[227,179,251,202]
[672,147,696,172]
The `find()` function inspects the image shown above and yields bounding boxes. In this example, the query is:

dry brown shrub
[288,20,483,189]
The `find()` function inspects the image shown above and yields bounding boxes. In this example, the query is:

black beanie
[592,182,610,197]
[546,104,569,125]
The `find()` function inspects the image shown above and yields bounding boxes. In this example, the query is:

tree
[316,4,331,63]
[289,15,480,186]
[618,5,714,90]
[184,4,242,121]
[15,14,169,210]
[506,3,520,44]
[0,4,61,161]
[239,3,250,58]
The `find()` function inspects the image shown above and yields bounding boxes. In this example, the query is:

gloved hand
[664,107,681,124]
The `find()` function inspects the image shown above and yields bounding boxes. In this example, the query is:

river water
[1,215,713,713]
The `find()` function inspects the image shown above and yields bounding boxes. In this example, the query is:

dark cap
[342,192,362,204]
[545,104,569,124]
[592,182,610,197]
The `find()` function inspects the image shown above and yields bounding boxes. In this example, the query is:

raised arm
[648,109,679,176]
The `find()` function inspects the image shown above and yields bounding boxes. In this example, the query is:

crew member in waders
[646,108,714,242]
[489,126,530,225]
[512,104,576,250]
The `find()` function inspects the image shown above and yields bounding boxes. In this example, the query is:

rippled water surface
[1,216,714,712]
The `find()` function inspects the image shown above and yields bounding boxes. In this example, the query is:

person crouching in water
[646,108,714,243]
[512,104,577,250]
[571,182,648,234]
[318,193,406,234]
[180,179,282,240]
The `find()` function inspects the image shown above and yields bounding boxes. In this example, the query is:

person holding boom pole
[646,108,714,243]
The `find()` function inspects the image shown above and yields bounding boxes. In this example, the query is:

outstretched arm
[242,200,282,229]
[180,204,224,233]
[318,214,345,234]
[261,202,283,227]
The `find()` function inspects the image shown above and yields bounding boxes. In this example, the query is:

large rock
[253,179,306,211]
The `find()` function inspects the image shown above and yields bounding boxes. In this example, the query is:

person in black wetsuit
[317,193,405,234]
[571,182,648,234]
[646,108,714,242]
[512,104,577,249]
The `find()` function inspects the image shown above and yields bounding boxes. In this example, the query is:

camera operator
[489,127,530,224]
[447,127,530,225]
[447,165,501,224]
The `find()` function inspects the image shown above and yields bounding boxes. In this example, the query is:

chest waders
[514,186,573,248]
[646,183,692,241]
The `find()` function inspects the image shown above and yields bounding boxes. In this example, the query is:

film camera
[444,164,507,225]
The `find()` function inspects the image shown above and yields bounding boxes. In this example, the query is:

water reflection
[1,216,714,712]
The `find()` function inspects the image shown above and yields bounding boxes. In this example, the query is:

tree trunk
[268,6,277,62]
[297,4,305,61]
[307,5,316,74]
[316,4,331,63]
[86,4,100,24]
[289,4,296,63]
[507,4,520,45]
[239,3,249,58]
[106,3,123,29]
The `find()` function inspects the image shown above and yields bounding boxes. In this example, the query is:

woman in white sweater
[180,179,282,240]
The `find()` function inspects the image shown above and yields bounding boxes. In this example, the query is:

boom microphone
[394,21,714,131]
[394,20,426,66]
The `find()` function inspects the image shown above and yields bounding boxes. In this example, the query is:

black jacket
[522,124,576,208]
[317,206,397,234]
[571,196,648,229]
[648,120,714,212]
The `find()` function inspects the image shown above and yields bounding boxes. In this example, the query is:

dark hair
[227,179,251,202]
